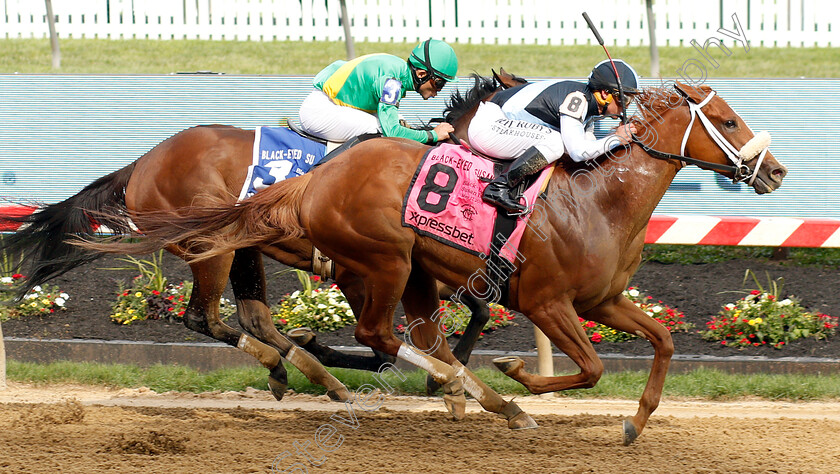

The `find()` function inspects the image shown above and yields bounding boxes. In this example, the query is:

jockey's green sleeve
[313,54,436,144]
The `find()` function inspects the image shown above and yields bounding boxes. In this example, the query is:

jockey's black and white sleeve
[560,115,625,162]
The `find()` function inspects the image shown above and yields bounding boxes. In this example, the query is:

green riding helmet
[408,39,459,88]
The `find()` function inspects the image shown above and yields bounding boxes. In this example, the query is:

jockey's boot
[482,146,549,214]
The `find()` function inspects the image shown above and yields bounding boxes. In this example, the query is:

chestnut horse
[0,70,525,402]
[105,82,787,443]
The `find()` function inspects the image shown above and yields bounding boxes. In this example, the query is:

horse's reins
[582,12,770,186]
[631,87,772,186]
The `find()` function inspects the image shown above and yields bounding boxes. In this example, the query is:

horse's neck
[545,133,682,246]
[602,147,681,236]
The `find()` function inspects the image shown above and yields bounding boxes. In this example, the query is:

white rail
[1,0,837,47]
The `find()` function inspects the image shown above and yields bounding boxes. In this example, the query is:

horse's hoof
[623,419,639,445]
[267,376,287,401]
[425,374,442,395]
[442,379,466,421]
[493,356,524,375]
[287,327,315,346]
[327,386,352,402]
[508,411,539,430]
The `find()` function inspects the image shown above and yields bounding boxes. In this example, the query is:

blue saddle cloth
[238,126,327,200]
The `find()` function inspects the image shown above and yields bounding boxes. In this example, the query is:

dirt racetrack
[1,383,839,473]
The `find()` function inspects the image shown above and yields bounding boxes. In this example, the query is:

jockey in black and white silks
[470,59,641,214]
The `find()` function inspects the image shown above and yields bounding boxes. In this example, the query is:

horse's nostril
[772,168,786,179]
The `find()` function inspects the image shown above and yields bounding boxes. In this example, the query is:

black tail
[0,163,136,299]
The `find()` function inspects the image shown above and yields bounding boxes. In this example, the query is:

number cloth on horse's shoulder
[402,143,551,263]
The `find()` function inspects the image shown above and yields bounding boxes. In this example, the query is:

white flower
[328,308,335,314]
[291,290,300,299]
[60,292,69,299]
[317,304,327,309]
[332,315,341,322]
[32,285,42,293]
[54,297,66,307]
[725,303,736,310]
[0,277,12,284]
[779,299,793,306]
[628,289,640,297]
[652,305,662,313]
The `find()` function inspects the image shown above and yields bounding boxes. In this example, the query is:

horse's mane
[443,74,499,124]
[631,84,685,126]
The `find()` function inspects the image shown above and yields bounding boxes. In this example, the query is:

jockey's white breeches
[298,90,381,142]
[467,101,566,162]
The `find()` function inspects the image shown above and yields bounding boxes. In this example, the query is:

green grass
[1,38,837,78]
[642,245,840,267]
[8,361,840,401]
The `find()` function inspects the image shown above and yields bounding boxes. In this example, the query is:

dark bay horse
[104,82,787,443]
[0,70,525,402]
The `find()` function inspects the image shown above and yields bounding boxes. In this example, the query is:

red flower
[152,290,160,295]
[585,321,596,328]
[494,319,502,324]
[11,273,23,279]
[591,333,602,343]
[279,318,287,325]
[311,275,321,282]
[750,290,761,295]
[721,341,727,345]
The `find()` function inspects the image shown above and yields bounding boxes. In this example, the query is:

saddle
[286,118,381,166]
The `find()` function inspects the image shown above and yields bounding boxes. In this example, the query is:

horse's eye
[724,120,737,129]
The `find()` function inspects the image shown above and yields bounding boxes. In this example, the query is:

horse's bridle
[632,87,771,185]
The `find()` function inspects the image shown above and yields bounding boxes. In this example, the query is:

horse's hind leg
[227,247,351,402]
[425,283,490,394]
[285,268,396,371]
[402,267,537,429]
[582,296,674,445]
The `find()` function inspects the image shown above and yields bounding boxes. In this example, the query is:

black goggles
[612,92,634,108]
[431,75,448,91]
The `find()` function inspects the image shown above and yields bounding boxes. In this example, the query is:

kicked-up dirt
[0,382,839,473]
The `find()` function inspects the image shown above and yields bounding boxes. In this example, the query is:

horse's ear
[675,81,712,103]
[492,68,503,87]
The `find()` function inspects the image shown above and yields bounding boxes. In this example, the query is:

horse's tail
[0,163,137,299]
[74,173,312,263]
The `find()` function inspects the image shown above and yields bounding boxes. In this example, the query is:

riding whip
[582,12,628,124]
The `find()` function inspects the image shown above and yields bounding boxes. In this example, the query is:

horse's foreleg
[582,296,674,445]
[494,302,604,394]
[404,269,537,430]
[228,248,350,402]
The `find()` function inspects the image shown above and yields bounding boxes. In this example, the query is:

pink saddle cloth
[402,143,551,263]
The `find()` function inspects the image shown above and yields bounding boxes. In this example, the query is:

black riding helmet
[587,59,640,105]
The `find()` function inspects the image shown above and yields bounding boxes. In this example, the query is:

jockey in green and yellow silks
[298,39,458,144]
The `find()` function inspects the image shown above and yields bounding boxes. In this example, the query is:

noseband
[633,87,771,186]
